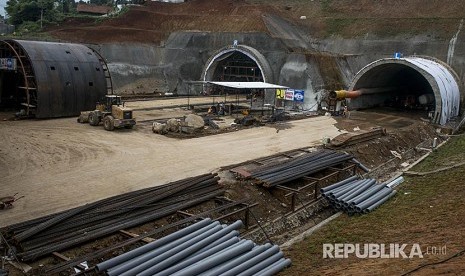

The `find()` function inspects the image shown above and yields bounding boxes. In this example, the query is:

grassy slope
[282,134,465,275]
[249,0,465,39]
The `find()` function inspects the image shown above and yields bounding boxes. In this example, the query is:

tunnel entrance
[0,42,35,115]
[348,57,460,125]
[202,45,273,95]
[213,51,263,83]
[0,71,22,110]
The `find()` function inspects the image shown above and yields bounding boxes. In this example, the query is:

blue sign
[0,58,16,70]
[293,90,305,102]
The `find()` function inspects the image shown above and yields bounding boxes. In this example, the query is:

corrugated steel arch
[349,57,461,125]
[1,40,107,118]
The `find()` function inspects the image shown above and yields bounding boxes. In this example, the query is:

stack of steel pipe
[249,150,354,187]
[96,218,291,276]
[321,176,397,215]
[1,173,223,261]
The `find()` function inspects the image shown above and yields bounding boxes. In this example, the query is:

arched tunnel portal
[202,45,273,94]
[348,57,461,125]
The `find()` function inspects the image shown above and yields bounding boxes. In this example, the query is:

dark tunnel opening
[0,45,25,112]
[0,71,22,110]
[0,41,38,117]
[209,51,263,95]
[350,64,436,118]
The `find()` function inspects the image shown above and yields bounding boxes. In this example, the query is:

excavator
[77,95,136,131]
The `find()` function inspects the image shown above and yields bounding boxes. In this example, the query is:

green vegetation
[284,134,465,274]
[4,0,135,36]
[325,18,358,36]
[6,0,65,26]
[413,135,465,172]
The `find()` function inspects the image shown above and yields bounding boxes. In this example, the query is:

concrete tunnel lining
[202,44,274,84]
[348,57,460,125]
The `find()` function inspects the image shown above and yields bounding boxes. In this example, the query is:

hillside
[283,134,465,275]
[42,0,465,44]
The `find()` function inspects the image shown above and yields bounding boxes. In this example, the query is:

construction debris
[329,127,387,147]
[1,174,223,261]
[249,150,354,187]
[152,122,168,134]
[166,118,181,132]
[96,218,291,276]
[321,176,397,215]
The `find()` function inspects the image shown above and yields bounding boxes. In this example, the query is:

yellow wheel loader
[77,95,136,131]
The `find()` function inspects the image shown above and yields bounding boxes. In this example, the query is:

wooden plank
[52,252,87,271]
[275,185,300,193]
[303,176,319,181]
[177,210,196,217]
[119,230,155,243]
[230,167,252,178]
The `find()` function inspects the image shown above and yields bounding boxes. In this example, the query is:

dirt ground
[0,99,449,275]
[37,0,465,44]
[0,107,341,227]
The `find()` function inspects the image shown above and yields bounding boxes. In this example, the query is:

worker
[343,105,350,118]
[218,102,225,115]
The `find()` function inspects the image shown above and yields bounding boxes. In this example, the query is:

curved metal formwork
[0,39,108,118]
[349,57,461,125]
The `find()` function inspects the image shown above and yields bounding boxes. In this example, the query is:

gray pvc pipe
[364,190,397,213]
[193,229,240,255]
[135,220,244,276]
[386,176,404,188]
[199,243,273,276]
[356,187,393,212]
[324,179,363,196]
[335,179,371,201]
[96,218,212,272]
[351,158,370,172]
[320,175,359,193]
[113,224,224,276]
[236,251,284,276]
[348,184,386,206]
[252,258,292,276]
[339,179,376,202]
[155,237,241,276]
[330,180,367,199]
[106,221,220,275]
[218,245,280,276]
[170,240,255,276]
[329,179,367,196]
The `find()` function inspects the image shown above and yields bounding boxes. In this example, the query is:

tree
[6,0,62,26]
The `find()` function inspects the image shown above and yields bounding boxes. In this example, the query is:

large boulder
[185,114,205,129]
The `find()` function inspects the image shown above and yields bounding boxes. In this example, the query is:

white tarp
[208,81,288,90]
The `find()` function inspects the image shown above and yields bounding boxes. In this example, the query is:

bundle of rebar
[96,219,291,276]
[249,150,354,187]
[321,176,397,215]
[1,173,223,261]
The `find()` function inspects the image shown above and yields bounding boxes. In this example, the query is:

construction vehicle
[77,95,136,131]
